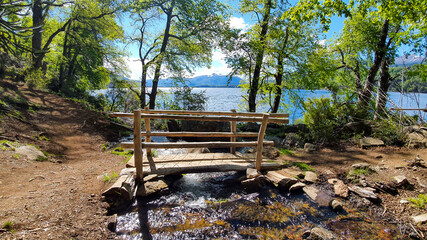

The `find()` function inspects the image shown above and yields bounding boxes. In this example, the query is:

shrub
[303,97,355,143]
[26,69,50,89]
[372,118,405,146]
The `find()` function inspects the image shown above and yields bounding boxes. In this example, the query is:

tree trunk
[271,28,288,113]
[357,19,389,112]
[248,0,272,112]
[375,58,391,119]
[32,0,43,70]
[149,3,174,110]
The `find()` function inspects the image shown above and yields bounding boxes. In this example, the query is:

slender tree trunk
[140,65,148,108]
[32,0,43,70]
[357,19,389,112]
[149,3,174,110]
[375,58,391,119]
[272,28,288,113]
[248,0,272,112]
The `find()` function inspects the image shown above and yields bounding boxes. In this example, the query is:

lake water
[98,88,427,123]
[159,88,427,123]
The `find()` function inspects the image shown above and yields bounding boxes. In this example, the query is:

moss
[2,221,13,231]
[283,162,315,172]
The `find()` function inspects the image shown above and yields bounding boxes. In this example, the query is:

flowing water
[115,171,399,239]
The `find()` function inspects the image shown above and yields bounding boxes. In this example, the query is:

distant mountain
[394,55,425,67]
[144,74,242,87]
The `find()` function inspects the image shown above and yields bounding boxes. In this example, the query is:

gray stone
[411,214,427,224]
[303,186,332,207]
[120,168,136,176]
[307,227,338,240]
[333,180,349,198]
[330,199,344,211]
[15,146,46,161]
[351,163,372,170]
[246,168,260,179]
[348,186,380,202]
[289,182,306,192]
[107,214,117,232]
[136,180,168,197]
[406,132,427,148]
[281,133,303,148]
[265,170,298,190]
[304,171,318,183]
[241,176,266,193]
[400,199,409,204]
[304,143,317,152]
[393,175,409,187]
[360,137,385,148]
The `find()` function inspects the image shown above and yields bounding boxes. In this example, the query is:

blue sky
[123,0,346,80]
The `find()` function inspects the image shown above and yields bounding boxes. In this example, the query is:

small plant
[279,148,294,156]
[409,194,427,209]
[348,168,374,176]
[12,153,19,159]
[111,147,133,157]
[101,143,109,151]
[35,135,50,141]
[149,149,158,157]
[103,172,119,182]
[2,221,13,231]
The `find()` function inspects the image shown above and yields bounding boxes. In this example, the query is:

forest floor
[0,78,426,239]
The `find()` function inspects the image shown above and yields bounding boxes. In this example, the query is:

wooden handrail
[111,110,289,118]
[114,113,288,124]
[121,141,274,149]
[140,131,259,138]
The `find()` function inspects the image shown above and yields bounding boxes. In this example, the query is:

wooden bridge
[111,109,289,182]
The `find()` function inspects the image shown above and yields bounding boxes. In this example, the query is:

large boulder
[281,133,303,149]
[359,137,385,149]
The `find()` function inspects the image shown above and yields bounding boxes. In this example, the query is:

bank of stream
[114,169,399,239]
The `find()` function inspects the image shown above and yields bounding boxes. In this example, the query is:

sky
[122,0,346,81]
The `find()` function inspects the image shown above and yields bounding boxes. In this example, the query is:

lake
[98,88,427,123]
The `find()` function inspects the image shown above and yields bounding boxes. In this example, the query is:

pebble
[400,199,409,204]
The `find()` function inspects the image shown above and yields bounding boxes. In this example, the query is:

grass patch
[0,140,17,150]
[348,168,374,177]
[111,147,133,157]
[279,148,294,156]
[409,194,427,209]
[35,155,48,162]
[35,135,50,141]
[283,162,315,172]
[12,153,19,159]
[103,172,119,182]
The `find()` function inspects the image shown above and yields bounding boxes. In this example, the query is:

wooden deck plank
[126,152,281,175]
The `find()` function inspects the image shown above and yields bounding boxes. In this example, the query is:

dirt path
[0,80,127,239]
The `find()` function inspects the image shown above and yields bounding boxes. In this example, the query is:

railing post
[230,109,237,154]
[133,109,143,182]
[144,107,151,156]
[256,114,269,170]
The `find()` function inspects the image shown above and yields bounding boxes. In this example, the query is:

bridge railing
[111,108,289,182]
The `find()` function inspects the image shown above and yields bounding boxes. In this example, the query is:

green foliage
[12,153,19,159]
[278,148,294,156]
[26,69,50,89]
[409,194,427,209]
[283,161,314,172]
[149,149,158,157]
[103,171,119,182]
[169,86,208,111]
[111,147,133,157]
[302,97,356,143]
[35,155,48,162]
[389,65,427,93]
[372,119,405,146]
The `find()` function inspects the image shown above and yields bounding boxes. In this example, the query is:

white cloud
[124,57,142,80]
[191,49,232,77]
[229,16,248,30]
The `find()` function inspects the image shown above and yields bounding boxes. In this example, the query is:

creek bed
[115,171,398,239]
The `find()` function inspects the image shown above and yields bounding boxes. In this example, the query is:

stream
[115,170,399,239]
